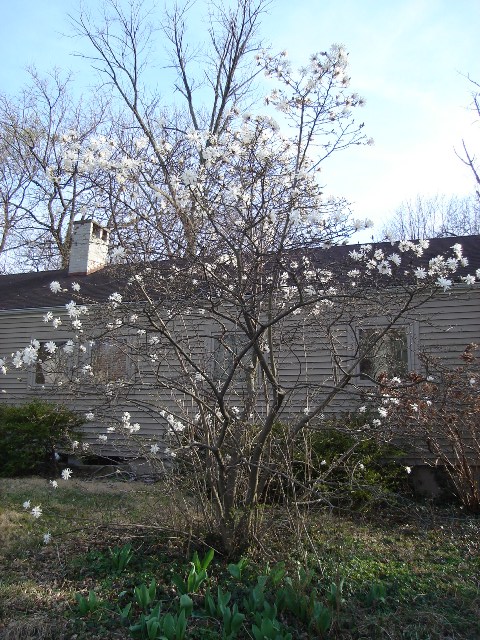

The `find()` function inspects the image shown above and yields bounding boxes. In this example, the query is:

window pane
[359,327,408,380]
[35,343,68,385]
[92,340,128,382]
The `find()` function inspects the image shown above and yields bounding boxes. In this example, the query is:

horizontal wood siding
[0,286,479,462]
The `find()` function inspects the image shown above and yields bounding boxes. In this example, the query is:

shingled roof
[0,235,478,312]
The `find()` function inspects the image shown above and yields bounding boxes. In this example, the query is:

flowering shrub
[1,0,478,555]
[373,344,480,512]
[0,400,82,477]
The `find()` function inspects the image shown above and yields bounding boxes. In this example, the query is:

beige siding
[0,286,479,460]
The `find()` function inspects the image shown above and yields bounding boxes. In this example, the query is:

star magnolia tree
[5,1,479,553]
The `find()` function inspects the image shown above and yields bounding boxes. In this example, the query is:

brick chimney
[68,220,110,275]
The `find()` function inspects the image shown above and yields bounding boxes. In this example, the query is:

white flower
[108,292,123,306]
[150,443,160,455]
[71,282,81,292]
[451,242,463,258]
[50,281,62,293]
[372,419,381,427]
[182,169,198,186]
[22,345,39,366]
[463,275,476,285]
[378,407,388,418]
[469,378,476,386]
[111,247,126,262]
[61,468,73,480]
[52,318,62,329]
[72,319,82,330]
[72,440,79,450]
[320,459,327,466]
[49,480,58,489]
[43,312,53,323]
[436,277,452,292]
[44,341,57,354]
[410,403,419,412]
[414,267,427,280]
[85,412,95,421]
[358,463,365,471]
[43,532,52,544]
[405,466,412,474]
[165,447,177,458]
[98,434,108,442]
[358,406,366,413]
[23,500,31,510]
[63,340,75,354]
[31,506,42,519]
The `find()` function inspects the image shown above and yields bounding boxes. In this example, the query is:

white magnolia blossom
[31,506,42,519]
[85,412,95,421]
[63,340,75,354]
[61,468,73,480]
[43,532,52,544]
[108,292,123,306]
[111,247,126,262]
[413,267,427,280]
[44,341,57,355]
[436,277,452,292]
[50,281,62,294]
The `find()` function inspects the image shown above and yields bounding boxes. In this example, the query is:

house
[0,220,479,485]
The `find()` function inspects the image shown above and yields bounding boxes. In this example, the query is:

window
[212,332,251,384]
[358,326,409,381]
[34,342,69,385]
[91,339,131,383]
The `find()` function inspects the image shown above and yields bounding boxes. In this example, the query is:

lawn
[0,477,479,639]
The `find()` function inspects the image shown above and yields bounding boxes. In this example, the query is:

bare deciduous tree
[0,69,109,271]
[457,76,480,199]
[378,194,480,242]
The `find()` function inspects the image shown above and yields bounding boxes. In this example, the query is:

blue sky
[1,0,479,235]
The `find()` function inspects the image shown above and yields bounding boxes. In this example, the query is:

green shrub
[296,419,410,503]
[0,400,82,477]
